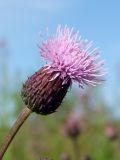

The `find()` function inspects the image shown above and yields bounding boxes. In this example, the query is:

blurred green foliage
[0,43,120,160]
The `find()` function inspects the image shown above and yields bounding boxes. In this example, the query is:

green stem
[72,137,80,160]
[0,107,32,159]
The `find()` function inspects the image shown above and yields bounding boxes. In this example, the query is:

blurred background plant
[1,0,120,159]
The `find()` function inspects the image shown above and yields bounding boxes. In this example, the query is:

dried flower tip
[21,66,71,115]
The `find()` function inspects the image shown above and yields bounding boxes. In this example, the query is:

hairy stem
[0,107,32,159]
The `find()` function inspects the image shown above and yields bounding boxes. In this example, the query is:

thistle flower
[63,113,81,159]
[105,123,118,141]
[21,25,105,115]
[0,25,106,159]
[64,113,80,138]
[61,153,71,160]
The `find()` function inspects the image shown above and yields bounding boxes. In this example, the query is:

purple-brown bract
[21,25,105,115]
[39,25,105,88]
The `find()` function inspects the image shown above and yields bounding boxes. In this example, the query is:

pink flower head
[38,25,105,87]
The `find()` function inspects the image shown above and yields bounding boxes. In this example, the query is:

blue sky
[0,0,120,111]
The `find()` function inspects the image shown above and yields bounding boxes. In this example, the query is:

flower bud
[61,153,70,160]
[64,113,80,139]
[105,123,118,141]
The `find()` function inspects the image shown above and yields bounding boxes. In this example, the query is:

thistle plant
[64,113,81,159]
[105,123,118,141]
[61,153,71,160]
[0,25,105,159]
[64,113,80,139]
